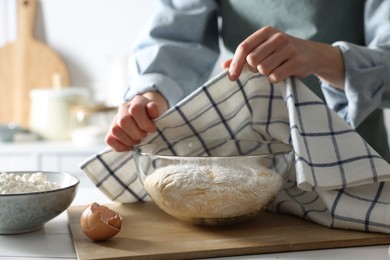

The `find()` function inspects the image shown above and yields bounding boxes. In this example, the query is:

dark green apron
[218,0,390,162]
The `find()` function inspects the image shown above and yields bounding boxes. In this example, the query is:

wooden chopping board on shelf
[0,0,70,128]
[68,202,390,260]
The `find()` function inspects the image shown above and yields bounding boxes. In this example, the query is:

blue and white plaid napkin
[81,67,390,234]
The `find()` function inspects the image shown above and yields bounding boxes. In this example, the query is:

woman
[106,0,390,162]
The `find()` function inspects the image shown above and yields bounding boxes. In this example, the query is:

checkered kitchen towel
[81,66,390,234]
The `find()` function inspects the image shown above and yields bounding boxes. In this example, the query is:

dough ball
[144,164,284,220]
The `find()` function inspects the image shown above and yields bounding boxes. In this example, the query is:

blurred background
[0,0,156,104]
[0,0,165,179]
[0,0,389,145]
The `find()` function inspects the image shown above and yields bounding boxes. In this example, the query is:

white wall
[0,0,157,104]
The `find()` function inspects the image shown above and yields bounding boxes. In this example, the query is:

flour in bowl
[0,172,60,194]
[144,164,285,220]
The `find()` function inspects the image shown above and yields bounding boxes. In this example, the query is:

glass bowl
[133,139,294,225]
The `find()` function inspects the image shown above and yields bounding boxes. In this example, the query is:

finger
[248,31,291,74]
[130,101,157,133]
[267,47,310,83]
[146,102,160,120]
[229,41,252,81]
[116,114,148,141]
[111,107,147,143]
[221,59,232,70]
[105,133,140,152]
[229,26,275,80]
[267,60,297,83]
[256,45,291,76]
[246,39,276,70]
[105,115,136,151]
[105,134,132,152]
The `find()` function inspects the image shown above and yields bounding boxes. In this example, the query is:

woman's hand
[224,26,345,90]
[105,92,168,152]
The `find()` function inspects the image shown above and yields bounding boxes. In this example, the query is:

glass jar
[29,87,89,140]
[70,103,117,146]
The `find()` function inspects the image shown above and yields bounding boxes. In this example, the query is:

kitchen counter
[0,142,389,259]
[0,175,389,260]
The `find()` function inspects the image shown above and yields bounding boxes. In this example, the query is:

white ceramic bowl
[0,171,79,234]
[134,139,294,225]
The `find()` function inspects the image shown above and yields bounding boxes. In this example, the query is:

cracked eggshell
[80,202,122,241]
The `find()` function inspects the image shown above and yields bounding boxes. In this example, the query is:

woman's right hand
[105,92,168,152]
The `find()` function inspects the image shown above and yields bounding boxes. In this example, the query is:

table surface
[1,175,389,260]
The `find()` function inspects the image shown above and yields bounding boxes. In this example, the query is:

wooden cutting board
[0,0,70,128]
[68,202,390,260]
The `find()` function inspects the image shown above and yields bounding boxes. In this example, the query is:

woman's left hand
[224,26,345,90]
